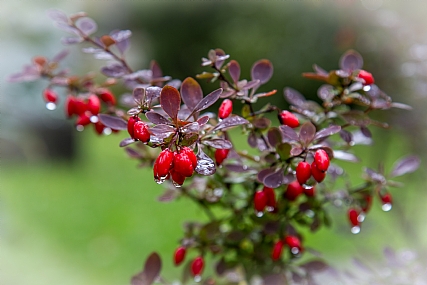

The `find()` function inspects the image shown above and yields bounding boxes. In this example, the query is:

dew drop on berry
[351,226,361,234]
[291,247,300,255]
[382,203,392,212]
[103,128,112,135]
[363,85,371,92]
[194,275,202,283]
[154,177,161,184]
[76,125,85,132]
[46,102,56,110]
[255,210,264,218]
[357,213,365,222]
[90,115,99,123]
[172,181,182,188]
[266,206,274,212]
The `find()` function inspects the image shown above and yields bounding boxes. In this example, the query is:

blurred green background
[1,1,427,284]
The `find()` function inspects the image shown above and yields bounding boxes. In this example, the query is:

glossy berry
[133,121,150,143]
[98,89,116,105]
[263,186,276,209]
[215,149,230,166]
[311,162,326,183]
[218,99,233,119]
[74,98,88,116]
[296,161,311,185]
[93,121,105,135]
[358,70,374,85]
[314,149,330,172]
[271,240,284,261]
[170,170,185,186]
[43,89,58,103]
[191,256,204,276]
[284,181,304,201]
[87,94,101,115]
[173,246,186,266]
[348,208,359,227]
[155,149,174,178]
[180,147,197,168]
[284,235,303,253]
[76,113,91,127]
[254,190,267,212]
[173,152,194,177]
[278,110,299,128]
[304,186,315,197]
[381,193,392,205]
[65,96,77,117]
[127,116,141,139]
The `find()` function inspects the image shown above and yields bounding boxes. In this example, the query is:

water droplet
[46,102,56,110]
[382,203,392,212]
[349,141,355,146]
[305,209,315,218]
[266,206,274,212]
[103,128,112,135]
[333,199,343,207]
[194,275,202,283]
[363,85,372,92]
[291,247,300,255]
[213,188,223,197]
[172,181,182,188]
[302,184,313,190]
[242,165,248,170]
[90,115,99,123]
[76,125,84,132]
[351,226,361,234]
[255,211,264,218]
[357,213,365,222]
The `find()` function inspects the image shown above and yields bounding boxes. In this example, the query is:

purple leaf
[94,51,114,60]
[75,17,97,36]
[290,146,303,156]
[146,86,162,101]
[251,59,273,85]
[47,9,68,24]
[262,273,287,285]
[284,87,307,107]
[160,86,181,120]
[339,50,363,72]
[145,111,170,124]
[317,84,335,101]
[241,80,261,90]
[61,37,83,45]
[197,115,210,125]
[195,148,216,176]
[131,252,162,285]
[300,260,329,273]
[258,168,275,183]
[181,77,203,111]
[119,138,135,147]
[339,130,353,144]
[390,155,420,177]
[101,63,127,78]
[247,132,258,148]
[314,125,341,141]
[263,168,285,188]
[341,110,371,127]
[360,126,372,138]
[267,127,283,147]
[150,60,163,79]
[158,189,177,202]
[7,65,40,82]
[313,64,328,75]
[133,87,146,102]
[187,88,222,118]
[149,124,175,139]
[99,114,127,130]
[213,115,249,131]
[299,122,316,146]
[203,139,232,149]
[110,29,132,54]
[252,117,271,130]
[333,150,359,162]
[390,102,412,110]
[52,49,70,62]
[125,147,142,158]
[279,125,299,142]
[228,60,240,83]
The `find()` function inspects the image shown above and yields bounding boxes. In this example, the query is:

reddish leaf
[279,125,299,142]
[267,127,283,147]
[145,111,170,125]
[317,84,335,101]
[150,60,163,79]
[119,138,135,147]
[160,86,181,121]
[333,150,359,162]
[99,114,127,130]
[314,125,341,141]
[101,63,127,78]
[187,88,222,118]
[299,121,316,146]
[131,252,162,285]
[228,60,240,83]
[284,87,307,107]
[390,155,420,177]
[341,110,371,127]
[339,50,363,72]
[197,115,210,125]
[251,59,273,85]
[203,139,232,149]
[263,168,285,188]
[213,115,249,131]
[181,77,203,111]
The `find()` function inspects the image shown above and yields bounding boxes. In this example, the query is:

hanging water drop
[291,247,300,255]
[103,128,112,135]
[194,275,202,283]
[382,203,392,212]
[357,213,365,222]
[46,102,56,110]
[351,226,361,234]
[90,115,99,123]
[363,85,371,92]
[266,206,274,212]
[76,125,84,132]
[255,211,264,218]
[172,181,182,188]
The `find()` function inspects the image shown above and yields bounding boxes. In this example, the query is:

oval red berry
[314,149,330,172]
[254,190,267,212]
[191,256,204,276]
[296,161,311,185]
[173,246,186,266]
[271,240,284,261]
[218,99,233,119]
[284,181,304,201]
[278,110,299,128]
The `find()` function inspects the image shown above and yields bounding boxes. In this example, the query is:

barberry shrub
[9,9,420,284]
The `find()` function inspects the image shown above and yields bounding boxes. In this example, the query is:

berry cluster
[271,235,303,261]
[153,148,197,186]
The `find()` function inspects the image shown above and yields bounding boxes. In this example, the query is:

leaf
[47,9,69,24]
[101,63,127,78]
[314,125,341,141]
[263,168,285,188]
[252,117,271,130]
[277,143,292,160]
[360,126,372,138]
[390,155,420,177]
[61,37,83,45]
[339,130,353,144]
[181,77,203,111]
[279,125,299,142]
[110,29,132,54]
[251,59,273,85]
[267,127,283,147]
[145,111,170,125]
[130,252,162,285]
[299,122,317,146]
[149,124,175,139]
[197,115,210,125]
[158,189,177,202]
[94,51,114,60]
[203,139,232,149]
[125,147,141,158]
[333,150,359,162]
[99,114,127,130]
[213,115,249,131]
[317,84,335,101]
[119,138,135,147]
[262,273,288,285]
[313,64,328,75]
[284,87,307,107]
[241,80,261,90]
[339,50,364,72]
[195,148,216,175]
[75,17,97,36]
[52,49,70,62]
[258,168,275,183]
[225,164,253,172]
[187,88,222,118]
[160,86,181,121]
[341,110,371,127]
[300,260,329,273]
[150,60,163,79]
[228,60,240,83]
[145,86,162,101]
[391,102,412,110]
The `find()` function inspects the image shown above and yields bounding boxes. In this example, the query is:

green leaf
[277,143,291,161]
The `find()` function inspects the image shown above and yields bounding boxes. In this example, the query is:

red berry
[98,89,116,105]
[173,247,186,266]
[296,161,311,185]
[314,149,330,172]
[380,193,392,205]
[127,116,141,139]
[271,240,284,261]
[358,70,374,85]
[75,113,91,127]
[284,235,302,253]
[43,89,58,103]
[170,170,186,186]
[263,186,276,209]
[65,96,77,117]
[254,190,267,212]
[218,99,233,119]
[284,181,304,201]
[155,149,174,178]
[173,152,194,177]
[93,121,105,135]
[348,208,359,227]
[304,186,315,197]
[87,94,101,115]
[278,111,299,128]
[133,121,150,143]
[180,147,197,168]
[74,98,87,115]
[215,149,230,166]
[191,256,204,276]
[311,162,326,183]
[361,195,373,213]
